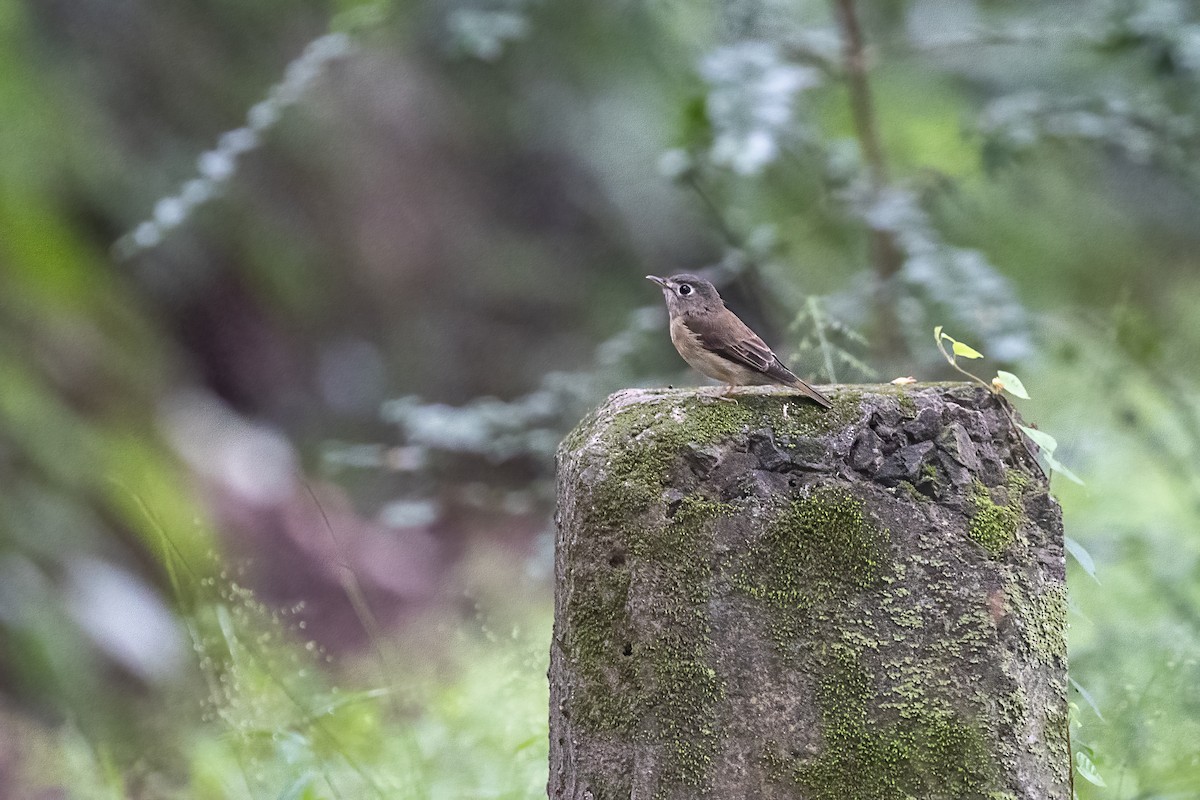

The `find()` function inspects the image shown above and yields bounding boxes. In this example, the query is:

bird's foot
[712,385,739,404]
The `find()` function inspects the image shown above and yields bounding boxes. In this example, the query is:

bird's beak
[645,275,667,287]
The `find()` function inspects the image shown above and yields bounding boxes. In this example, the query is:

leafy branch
[934,326,1083,486]
[791,296,876,384]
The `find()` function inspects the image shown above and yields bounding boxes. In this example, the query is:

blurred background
[1,0,1199,797]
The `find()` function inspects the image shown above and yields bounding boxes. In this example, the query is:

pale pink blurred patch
[158,390,447,651]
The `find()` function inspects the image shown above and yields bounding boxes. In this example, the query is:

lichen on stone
[1008,581,1068,664]
[766,647,999,799]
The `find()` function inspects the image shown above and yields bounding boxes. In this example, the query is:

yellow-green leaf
[951,340,984,359]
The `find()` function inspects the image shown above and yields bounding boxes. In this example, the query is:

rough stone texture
[549,384,1069,800]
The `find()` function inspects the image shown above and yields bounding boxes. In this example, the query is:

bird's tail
[792,380,834,409]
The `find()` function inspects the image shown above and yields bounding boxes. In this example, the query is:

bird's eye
[678,284,693,296]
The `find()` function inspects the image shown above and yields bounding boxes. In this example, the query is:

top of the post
[558,383,1033,498]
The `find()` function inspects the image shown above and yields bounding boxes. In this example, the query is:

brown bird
[647,273,832,408]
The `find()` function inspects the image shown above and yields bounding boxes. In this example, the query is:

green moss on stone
[897,480,928,503]
[733,488,887,645]
[563,391,866,791]
[565,562,636,732]
[967,497,1016,556]
[967,472,1028,558]
[558,407,598,457]
[769,647,998,799]
[578,399,748,533]
[566,493,731,790]
[633,495,729,788]
[564,390,864,536]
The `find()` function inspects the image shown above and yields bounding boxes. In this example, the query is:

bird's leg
[699,385,738,403]
[715,384,739,404]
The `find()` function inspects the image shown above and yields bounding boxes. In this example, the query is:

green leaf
[951,340,984,359]
[1017,429,1084,484]
[933,325,944,341]
[1075,750,1107,787]
[1064,536,1100,583]
[995,370,1030,399]
[1046,453,1086,486]
[1018,424,1058,454]
[1069,676,1106,721]
[513,734,543,753]
[308,687,392,719]
[679,94,712,147]
[1019,425,1084,485]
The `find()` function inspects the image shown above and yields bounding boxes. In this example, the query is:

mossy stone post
[549,385,1070,800]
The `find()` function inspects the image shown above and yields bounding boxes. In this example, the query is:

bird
[646,273,832,408]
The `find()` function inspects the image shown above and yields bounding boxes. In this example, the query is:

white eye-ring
[678,284,693,296]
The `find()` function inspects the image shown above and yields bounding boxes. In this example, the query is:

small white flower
[153,197,186,228]
[448,9,529,61]
[657,148,693,180]
[218,127,258,155]
[180,178,214,205]
[247,100,280,130]
[700,41,821,175]
[198,149,235,181]
[131,221,162,249]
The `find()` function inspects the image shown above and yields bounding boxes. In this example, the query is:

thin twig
[832,0,888,189]
[684,173,745,249]
[831,0,906,360]
[933,337,1048,479]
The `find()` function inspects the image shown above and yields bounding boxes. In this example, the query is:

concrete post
[549,385,1069,800]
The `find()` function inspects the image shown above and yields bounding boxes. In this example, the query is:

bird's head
[645,273,721,316]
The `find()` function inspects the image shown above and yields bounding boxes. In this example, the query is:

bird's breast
[669,315,754,384]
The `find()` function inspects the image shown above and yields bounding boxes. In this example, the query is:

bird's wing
[681,309,799,383]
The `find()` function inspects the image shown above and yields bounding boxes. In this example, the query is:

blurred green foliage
[1,0,1200,797]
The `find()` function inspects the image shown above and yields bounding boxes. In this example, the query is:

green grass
[14,564,552,800]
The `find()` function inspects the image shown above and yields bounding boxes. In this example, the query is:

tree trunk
[549,384,1070,800]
